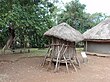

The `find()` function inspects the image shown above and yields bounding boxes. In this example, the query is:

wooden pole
[85,41,87,52]
[70,60,77,72]
[62,46,68,72]
[54,44,64,72]
[41,46,51,66]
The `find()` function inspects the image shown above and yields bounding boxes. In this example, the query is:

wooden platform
[46,57,75,64]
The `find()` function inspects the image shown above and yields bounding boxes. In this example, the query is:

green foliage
[0,0,109,48]
[57,0,86,31]
[57,0,108,33]
[0,0,56,48]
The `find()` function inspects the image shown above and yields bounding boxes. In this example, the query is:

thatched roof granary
[44,23,83,42]
[83,18,110,54]
[43,23,83,72]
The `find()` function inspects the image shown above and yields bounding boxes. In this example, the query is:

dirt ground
[0,54,110,82]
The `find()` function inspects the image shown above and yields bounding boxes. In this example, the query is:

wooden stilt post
[62,46,68,72]
[41,46,51,66]
[54,44,64,72]
[70,60,77,72]
[85,41,87,52]
[63,55,69,72]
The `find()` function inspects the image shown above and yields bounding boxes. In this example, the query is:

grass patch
[0,48,48,57]
[30,48,48,56]
[76,48,84,51]
[0,48,84,57]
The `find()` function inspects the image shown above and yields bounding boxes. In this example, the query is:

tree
[57,0,108,33]
[57,0,86,31]
[0,0,56,48]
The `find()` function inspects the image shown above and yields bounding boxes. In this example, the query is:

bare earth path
[0,54,110,82]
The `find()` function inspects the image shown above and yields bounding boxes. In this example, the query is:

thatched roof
[44,23,84,42]
[83,18,110,40]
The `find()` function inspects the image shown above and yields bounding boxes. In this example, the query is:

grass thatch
[44,23,84,42]
[83,18,110,40]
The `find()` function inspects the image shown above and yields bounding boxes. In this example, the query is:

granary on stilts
[42,23,84,72]
[83,18,110,55]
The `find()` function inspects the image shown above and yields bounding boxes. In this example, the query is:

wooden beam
[41,46,51,67]
[85,41,87,52]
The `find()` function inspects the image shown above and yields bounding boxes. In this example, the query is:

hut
[42,23,84,72]
[83,18,110,55]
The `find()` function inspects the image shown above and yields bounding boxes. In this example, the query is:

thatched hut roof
[44,23,84,42]
[83,18,110,40]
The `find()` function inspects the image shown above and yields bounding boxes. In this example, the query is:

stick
[54,44,64,72]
